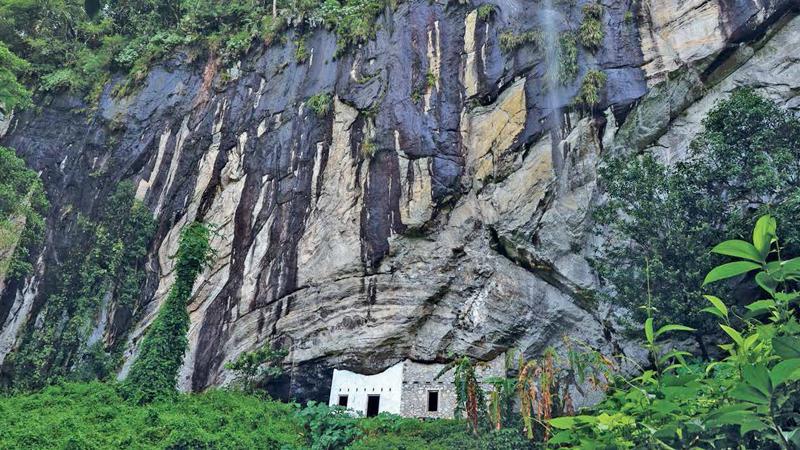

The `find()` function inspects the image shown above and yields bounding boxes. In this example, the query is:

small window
[338,395,348,407]
[366,395,381,417]
[427,390,439,412]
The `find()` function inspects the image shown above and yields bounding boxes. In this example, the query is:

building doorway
[338,395,348,407]
[366,395,380,417]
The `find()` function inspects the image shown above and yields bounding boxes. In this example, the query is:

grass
[0,381,510,449]
[0,382,305,449]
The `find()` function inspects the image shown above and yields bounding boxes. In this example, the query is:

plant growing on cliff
[5,182,153,390]
[593,89,800,343]
[224,346,287,394]
[557,33,579,85]
[573,69,606,108]
[476,4,496,22]
[0,43,31,112]
[578,3,604,51]
[499,29,543,53]
[122,222,212,404]
[307,92,332,117]
[0,146,48,280]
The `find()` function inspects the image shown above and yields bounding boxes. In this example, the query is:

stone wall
[401,357,505,419]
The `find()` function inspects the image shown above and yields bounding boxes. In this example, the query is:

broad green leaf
[781,257,800,274]
[655,324,695,338]
[703,295,728,319]
[645,318,654,345]
[711,240,763,263]
[755,272,778,295]
[549,416,575,429]
[701,307,727,320]
[720,324,744,347]
[773,336,800,359]
[547,430,574,444]
[743,364,772,396]
[752,215,776,259]
[703,261,761,286]
[770,359,800,387]
[743,333,760,352]
[730,384,769,405]
[745,299,776,313]
[740,418,769,435]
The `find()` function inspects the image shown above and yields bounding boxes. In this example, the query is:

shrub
[476,4,496,22]
[0,146,48,280]
[578,3,604,50]
[307,92,332,117]
[557,33,579,85]
[499,30,542,53]
[0,382,306,449]
[224,346,287,393]
[593,89,800,339]
[549,215,800,449]
[573,69,606,107]
[0,43,31,111]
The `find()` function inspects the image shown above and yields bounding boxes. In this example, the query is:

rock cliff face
[0,0,797,400]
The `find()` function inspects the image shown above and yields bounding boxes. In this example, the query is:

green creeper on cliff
[122,222,212,404]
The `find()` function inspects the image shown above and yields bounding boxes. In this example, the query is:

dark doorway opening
[427,390,439,412]
[366,395,380,417]
[338,395,348,407]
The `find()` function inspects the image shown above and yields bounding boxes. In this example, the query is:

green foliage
[307,92,332,117]
[556,33,578,85]
[577,3,604,51]
[573,69,606,108]
[295,35,309,63]
[594,89,800,336]
[121,222,211,404]
[549,215,800,449]
[5,182,153,390]
[476,4,496,22]
[298,401,364,450]
[0,146,48,280]
[224,346,287,394]
[499,30,542,53]
[0,0,387,102]
[0,381,306,449]
[0,42,31,111]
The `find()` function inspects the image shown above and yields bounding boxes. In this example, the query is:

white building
[327,357,505,418]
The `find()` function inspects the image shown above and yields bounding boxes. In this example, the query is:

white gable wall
[328,361,403,415]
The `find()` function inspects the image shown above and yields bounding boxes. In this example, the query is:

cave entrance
[366,395,380,417]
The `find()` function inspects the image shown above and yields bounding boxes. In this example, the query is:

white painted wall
[328,361,403,415]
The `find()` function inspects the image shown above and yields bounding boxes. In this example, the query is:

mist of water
[540,0,561,134]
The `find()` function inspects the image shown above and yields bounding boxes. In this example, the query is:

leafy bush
[549,215,800,449]
[0,0,388,101]
[594,89,800,339]
[573,69,606,107]
[0,146,48,280]
[578,3,604,50]
[121,222,212,404]
[224,346,287,394]
[499,30,542,53]
[476,4,496,22]
[0,382,306,449]
[308,92,332,117]
[0,43,31,111]
[556,33,578,85]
